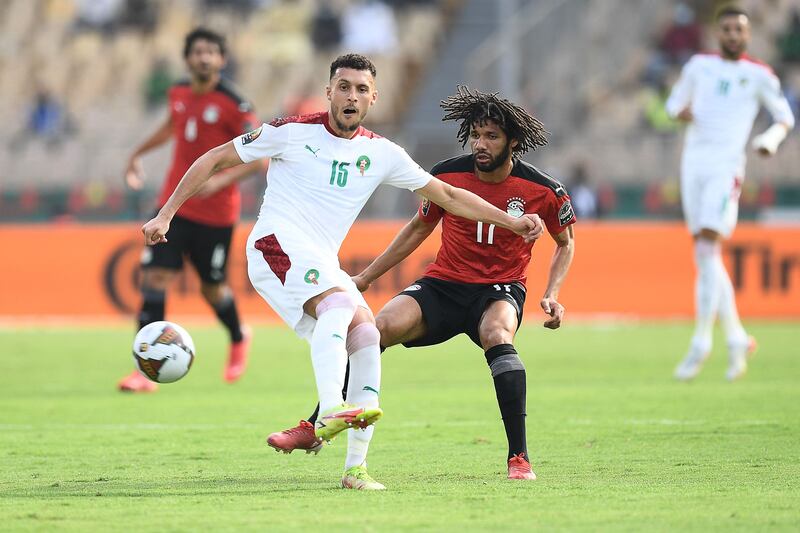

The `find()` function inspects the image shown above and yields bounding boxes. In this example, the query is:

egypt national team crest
[356,155,371,176]
[241,126,262,145]
[506,197,525,218]
[304,269,320,285]
[203,105,220,123]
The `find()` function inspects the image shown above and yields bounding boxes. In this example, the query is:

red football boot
[267,420,323,455]
[117,370,158,393]
[224,325,252,383]
[507,453,537,480]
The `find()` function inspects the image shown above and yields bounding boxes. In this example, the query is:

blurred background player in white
[140,54,545,490]
[119,28,266,393]
[666,6,794,382]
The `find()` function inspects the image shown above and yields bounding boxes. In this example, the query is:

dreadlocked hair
[440,85,549,156]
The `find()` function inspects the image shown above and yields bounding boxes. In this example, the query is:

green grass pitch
[1,322,798,531]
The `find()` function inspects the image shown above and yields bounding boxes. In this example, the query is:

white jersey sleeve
[382,143,433,191]
[758,71,795,129]
[666,57,698,118]
[233,123,291,163]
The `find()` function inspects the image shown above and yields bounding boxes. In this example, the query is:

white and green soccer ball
[132,321,195,383]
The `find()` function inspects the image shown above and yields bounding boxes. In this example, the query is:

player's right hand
[142,214,170,245]
[351,274,371,292]
[541,296,564,329]
[512,213,544,243]
[677,108,693,122]
[125,157,145,190]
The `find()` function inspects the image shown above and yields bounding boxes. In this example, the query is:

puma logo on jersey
[305,144,321,156]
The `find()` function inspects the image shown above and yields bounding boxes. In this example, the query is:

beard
[474,141,512,172]
[721,41,745,59]
[333,108,361,132]
[191,67,213,83]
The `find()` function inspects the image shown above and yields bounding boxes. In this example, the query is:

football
[132,321,196,383]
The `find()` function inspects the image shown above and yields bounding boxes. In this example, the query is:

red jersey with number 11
[418,154,576,286]
[158,79,258,227]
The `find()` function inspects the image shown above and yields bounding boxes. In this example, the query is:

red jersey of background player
[158,79,258,227]
[419,154,576,286]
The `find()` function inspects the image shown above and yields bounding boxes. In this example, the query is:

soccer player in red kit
[268,86,576,481]
[118,28,266,392]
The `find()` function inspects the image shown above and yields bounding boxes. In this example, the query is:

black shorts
[399,277,526,348]
[140,214,234,284]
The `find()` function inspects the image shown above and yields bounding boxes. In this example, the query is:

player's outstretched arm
[540,225,575,330]
[416,178,543,242]
[752,73,795,156]
[353,213,438,291]
[142,141,244,245]
[124,114,173,190]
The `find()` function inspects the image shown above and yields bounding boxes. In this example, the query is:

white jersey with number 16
[233,112,432,256]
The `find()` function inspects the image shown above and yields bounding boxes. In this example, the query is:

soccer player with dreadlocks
[268,86,575,481]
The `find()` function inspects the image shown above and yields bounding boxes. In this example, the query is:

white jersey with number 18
[666,52,794,171]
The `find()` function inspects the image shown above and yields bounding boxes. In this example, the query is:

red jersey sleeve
[238,106,259,135]
[542,191,576,237]
[418,197,444,224]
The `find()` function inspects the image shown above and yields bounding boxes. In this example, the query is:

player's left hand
[512,213,544,243]
[142,214,171,246]
[540,296,564,329]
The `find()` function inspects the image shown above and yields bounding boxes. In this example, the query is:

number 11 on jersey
[476,221,495,244]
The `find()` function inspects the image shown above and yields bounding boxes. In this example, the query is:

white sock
[690,239,722,353]
[310,293,356,413]
[715,256,747,346]
[344,322,381,470]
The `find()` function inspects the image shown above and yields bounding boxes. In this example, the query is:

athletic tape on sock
[315,291,357,317]
[489,354,526,377]
[346,323,380,355]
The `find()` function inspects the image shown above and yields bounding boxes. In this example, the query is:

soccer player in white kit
[666,7,794,382]
[141,54,544,489]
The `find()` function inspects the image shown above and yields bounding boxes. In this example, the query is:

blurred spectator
[659,2,702,65]
[639,77,679,133]
[778,9,800,63]
[74,0,123,34]
[310,4,343,52]
[343,0,398,55]
[119,0,157,33]
[24,89,75,146]
[568,163,598,219]
[144,58,173,111]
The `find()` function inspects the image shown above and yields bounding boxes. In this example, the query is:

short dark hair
[716,5,748,21]
[329,53,377,80]
[183,28,227,58]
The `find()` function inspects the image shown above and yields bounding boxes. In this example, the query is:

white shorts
[680,158,743,238]
[246,223,369,341]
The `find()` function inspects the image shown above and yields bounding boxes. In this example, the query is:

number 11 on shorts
[477,221,495,244]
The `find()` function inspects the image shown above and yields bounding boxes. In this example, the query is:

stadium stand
[0,0,797,222]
